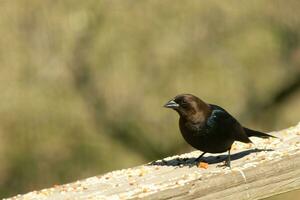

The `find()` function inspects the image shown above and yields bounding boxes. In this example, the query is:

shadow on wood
[149,148,275,167]
[5,122,300,200]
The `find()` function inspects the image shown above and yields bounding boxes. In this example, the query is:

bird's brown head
[164,94,211,121]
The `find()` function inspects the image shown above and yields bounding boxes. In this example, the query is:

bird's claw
[216,161,231,169]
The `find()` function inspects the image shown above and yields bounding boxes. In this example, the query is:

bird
[164,94,276,168]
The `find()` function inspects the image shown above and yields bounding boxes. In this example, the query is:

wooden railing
[6,123,300,200]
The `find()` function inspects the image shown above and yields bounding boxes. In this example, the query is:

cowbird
[164,94,275,168]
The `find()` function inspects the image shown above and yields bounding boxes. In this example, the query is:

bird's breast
[178,118,233,153]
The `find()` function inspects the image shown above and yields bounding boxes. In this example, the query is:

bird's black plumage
[164,94,275,167]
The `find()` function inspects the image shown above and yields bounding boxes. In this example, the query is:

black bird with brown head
[164,94,275,167]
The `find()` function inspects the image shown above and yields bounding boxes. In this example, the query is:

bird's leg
[224,149,231,169]
[217,149,231,169]
[195,152,206,163]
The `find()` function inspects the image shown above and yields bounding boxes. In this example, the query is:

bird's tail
[243,127,276,138]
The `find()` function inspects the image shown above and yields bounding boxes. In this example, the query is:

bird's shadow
[148,148,274,167]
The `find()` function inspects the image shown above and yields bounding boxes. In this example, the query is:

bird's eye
[181,101,188,107]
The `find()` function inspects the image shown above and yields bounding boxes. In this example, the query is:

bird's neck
[180,105,211,125]
[180,111,207,125]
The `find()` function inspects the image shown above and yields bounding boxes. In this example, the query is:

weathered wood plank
[6,123,300,200]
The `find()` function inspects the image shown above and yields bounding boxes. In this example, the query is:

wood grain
[6,123,300,200]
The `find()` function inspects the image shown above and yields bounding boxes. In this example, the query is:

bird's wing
[208,104,252,143]
[232,121,253,143]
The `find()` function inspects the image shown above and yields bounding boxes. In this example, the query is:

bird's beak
[164,100,179,108]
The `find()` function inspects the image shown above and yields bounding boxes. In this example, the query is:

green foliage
[0,0,300,198]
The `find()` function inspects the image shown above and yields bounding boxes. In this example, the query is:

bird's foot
[216,163,231,169]
[216,160,231,169]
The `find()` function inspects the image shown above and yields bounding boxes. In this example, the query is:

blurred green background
[1,0,300,199]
